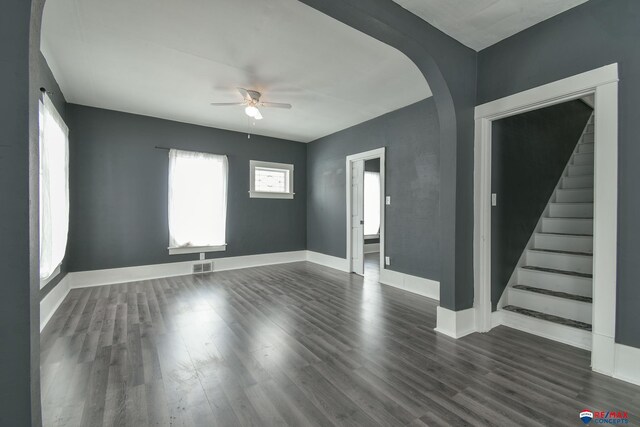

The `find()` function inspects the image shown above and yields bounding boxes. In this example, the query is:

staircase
[498,114,595,350]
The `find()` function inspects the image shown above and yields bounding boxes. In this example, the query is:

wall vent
[192,262,213,274]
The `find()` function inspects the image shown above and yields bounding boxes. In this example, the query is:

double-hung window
[249,160,294,199]
[39,94,69,286]
[168,149,228,254]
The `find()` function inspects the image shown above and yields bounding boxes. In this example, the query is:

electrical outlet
[491,193,497,206]
[385,196,391,205]
[385,256,391,266]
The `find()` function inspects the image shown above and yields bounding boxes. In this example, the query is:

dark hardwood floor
[41,260,640,426]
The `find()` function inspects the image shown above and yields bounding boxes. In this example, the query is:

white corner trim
[40,274,71,332]
[379,268,439,301]
[364,243,380,254]
[305,251,350,272]
[613,343,640,386]
[435,306,476,339]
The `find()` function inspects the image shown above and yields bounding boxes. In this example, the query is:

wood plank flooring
[41,260,640,426]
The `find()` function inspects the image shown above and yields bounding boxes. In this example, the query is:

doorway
[346,148,385,277]
[473,64,618,375]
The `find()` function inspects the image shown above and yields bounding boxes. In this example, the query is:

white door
[350,159,365,275]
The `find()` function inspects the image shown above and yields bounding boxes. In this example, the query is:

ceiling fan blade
[259,102,292,109]
[210,102,245,106]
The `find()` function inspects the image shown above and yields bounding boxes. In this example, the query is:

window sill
[168,245,227,255]
[249,191,294,200]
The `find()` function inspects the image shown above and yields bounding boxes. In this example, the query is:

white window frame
[249,160,294,199]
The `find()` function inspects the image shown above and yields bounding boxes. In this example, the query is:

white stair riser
[586,124,594,133]
[582,133,595,143]
[578,143,594,153]
[562,175,594,189]
[549,203,593,217]
[542,218,593,234]
[573,152,594,166]
[556,188,594,203]
[535,233,593,253]
[518,268,592,297]
[568,164,594,176]
[499,310,592,350]
[527,250,593,274]
[507,289,592,324]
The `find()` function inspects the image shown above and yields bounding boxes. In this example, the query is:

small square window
[249,160,294,199]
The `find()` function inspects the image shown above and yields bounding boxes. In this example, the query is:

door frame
[346,147,386,275]
[473,63,619,375]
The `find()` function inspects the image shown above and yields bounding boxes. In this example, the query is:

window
[249,160,294,199]
[364,171,381,237]
[39,94,69,286]
[168,149,228,255]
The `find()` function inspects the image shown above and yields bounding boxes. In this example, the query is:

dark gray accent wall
[491,100,592,310]
[477,0,640,347]
[308,98,440,281]
[1,1,35,424]
[38,52,68,300]
[66,105,306,272]
[300,0,477,310]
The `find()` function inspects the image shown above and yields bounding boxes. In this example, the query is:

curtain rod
[154,146,227,156]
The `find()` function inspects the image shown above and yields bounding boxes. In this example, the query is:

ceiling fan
[210,88,292,120]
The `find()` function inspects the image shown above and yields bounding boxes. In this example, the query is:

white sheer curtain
[168,149,228,249]
[364,171,381,236]
[39,94,70,281]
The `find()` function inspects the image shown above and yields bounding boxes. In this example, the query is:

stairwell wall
[490,100,592,310]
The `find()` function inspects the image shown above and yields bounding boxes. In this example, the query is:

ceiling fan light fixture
[253,110,263,120]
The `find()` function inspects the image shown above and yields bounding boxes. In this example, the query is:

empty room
[3,0,640,425]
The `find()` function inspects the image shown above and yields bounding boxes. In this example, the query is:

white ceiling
[41,0,431,143]
[393,0,589,51]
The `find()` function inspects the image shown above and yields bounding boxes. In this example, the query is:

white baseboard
[614,343,640,386]
[40,274,71,332]
[494,309,592,350]
[305,251,350,272]
[435,306,476,339]
[364,243,380,254]
[379,268,439,301]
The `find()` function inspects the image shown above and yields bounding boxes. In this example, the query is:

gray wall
[1,0,36,424]
[300,0,477,310]
[477,0,640,348]
[38,52,68,300]
[307,98,440,281]
[66,105,306,272]
[491,100,592,309]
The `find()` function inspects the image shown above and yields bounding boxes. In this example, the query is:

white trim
[364,243,380,254]
[248,191,294,199]
[305,251,350,272]
[379,269,439,301]
[346,147,386,276]
[493,310,592,350]
[40,274,71,332]
[435,306,476,339]
[249,160,294,199]
[473,64,619,376]
[168,244,226,255]
[613,343,640,386]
